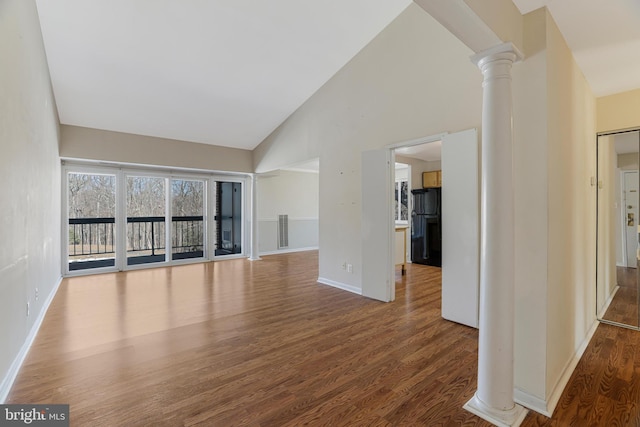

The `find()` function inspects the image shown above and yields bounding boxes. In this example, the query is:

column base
[248,256,262,261]
[464,393,528,427]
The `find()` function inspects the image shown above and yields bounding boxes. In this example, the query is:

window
[395,179,409,223]
[67,172,116,271]
[63,164,246,275]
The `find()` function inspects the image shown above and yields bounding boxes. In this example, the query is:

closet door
[597,130,640,328]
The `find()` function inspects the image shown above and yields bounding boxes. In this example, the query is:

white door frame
[620,169,639,268]
[373,132,448,300]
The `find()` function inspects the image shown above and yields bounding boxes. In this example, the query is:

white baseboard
[259,246,318,256]
[0,275,63,403]
[514,319,600,417]
[317,277,362,295]
[513,389,548,416]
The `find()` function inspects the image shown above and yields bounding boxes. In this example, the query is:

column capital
[470,42,524,69]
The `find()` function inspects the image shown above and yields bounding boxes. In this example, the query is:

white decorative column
[249,173,261,261]
[463,42,527,427]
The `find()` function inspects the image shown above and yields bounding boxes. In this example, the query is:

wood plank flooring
[6,252,640,426]
[601,267,639,326]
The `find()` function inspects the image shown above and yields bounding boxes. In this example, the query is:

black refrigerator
[411,188,442,267]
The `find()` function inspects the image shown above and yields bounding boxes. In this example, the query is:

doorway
[596,129,640,328]
[361,129,480,328]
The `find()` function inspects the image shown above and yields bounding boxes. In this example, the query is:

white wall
[257,169,319,254]
[0,0,62,400]
[253,3,482,291]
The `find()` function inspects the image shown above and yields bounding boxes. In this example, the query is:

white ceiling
[396,141,442,162]
[36,1,640,153]
[35,0,412,150]
[512,0,640,97]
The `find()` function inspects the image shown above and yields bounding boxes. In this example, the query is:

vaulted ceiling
[35,0,412,150]
[36,1,640,152]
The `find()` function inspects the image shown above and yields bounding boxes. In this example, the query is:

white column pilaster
[249,173,261,261]
[463,42,527,427]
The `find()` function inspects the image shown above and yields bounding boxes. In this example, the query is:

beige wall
[253,3,482,292]
[0,0,62,399]
[60,125,253,173]
[597,88,640,133]
[512,7,549,400]
[545,8,597,403]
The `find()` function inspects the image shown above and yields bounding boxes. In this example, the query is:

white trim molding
[317,277,362,295]
[259,246,318,256]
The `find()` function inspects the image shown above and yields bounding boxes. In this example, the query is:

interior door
[361,149,394,302]
[623,171,639,267]
[441,129,480,328]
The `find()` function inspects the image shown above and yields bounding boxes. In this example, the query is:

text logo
[0,405,68,426]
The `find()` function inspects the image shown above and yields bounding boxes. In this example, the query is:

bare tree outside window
[171,179,204,257]
[67,173,208,270]
[67,173,116,269]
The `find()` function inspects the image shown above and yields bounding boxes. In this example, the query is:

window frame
[62,161,248,276]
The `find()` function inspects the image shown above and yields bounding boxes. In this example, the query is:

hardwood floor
[6,252,640,426]
[522,323,640,427]
[601,267,638,326]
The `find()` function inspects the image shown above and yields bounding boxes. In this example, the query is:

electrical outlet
[347,263,353,273]
[35,288,39,301]
[342,262,346,270]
